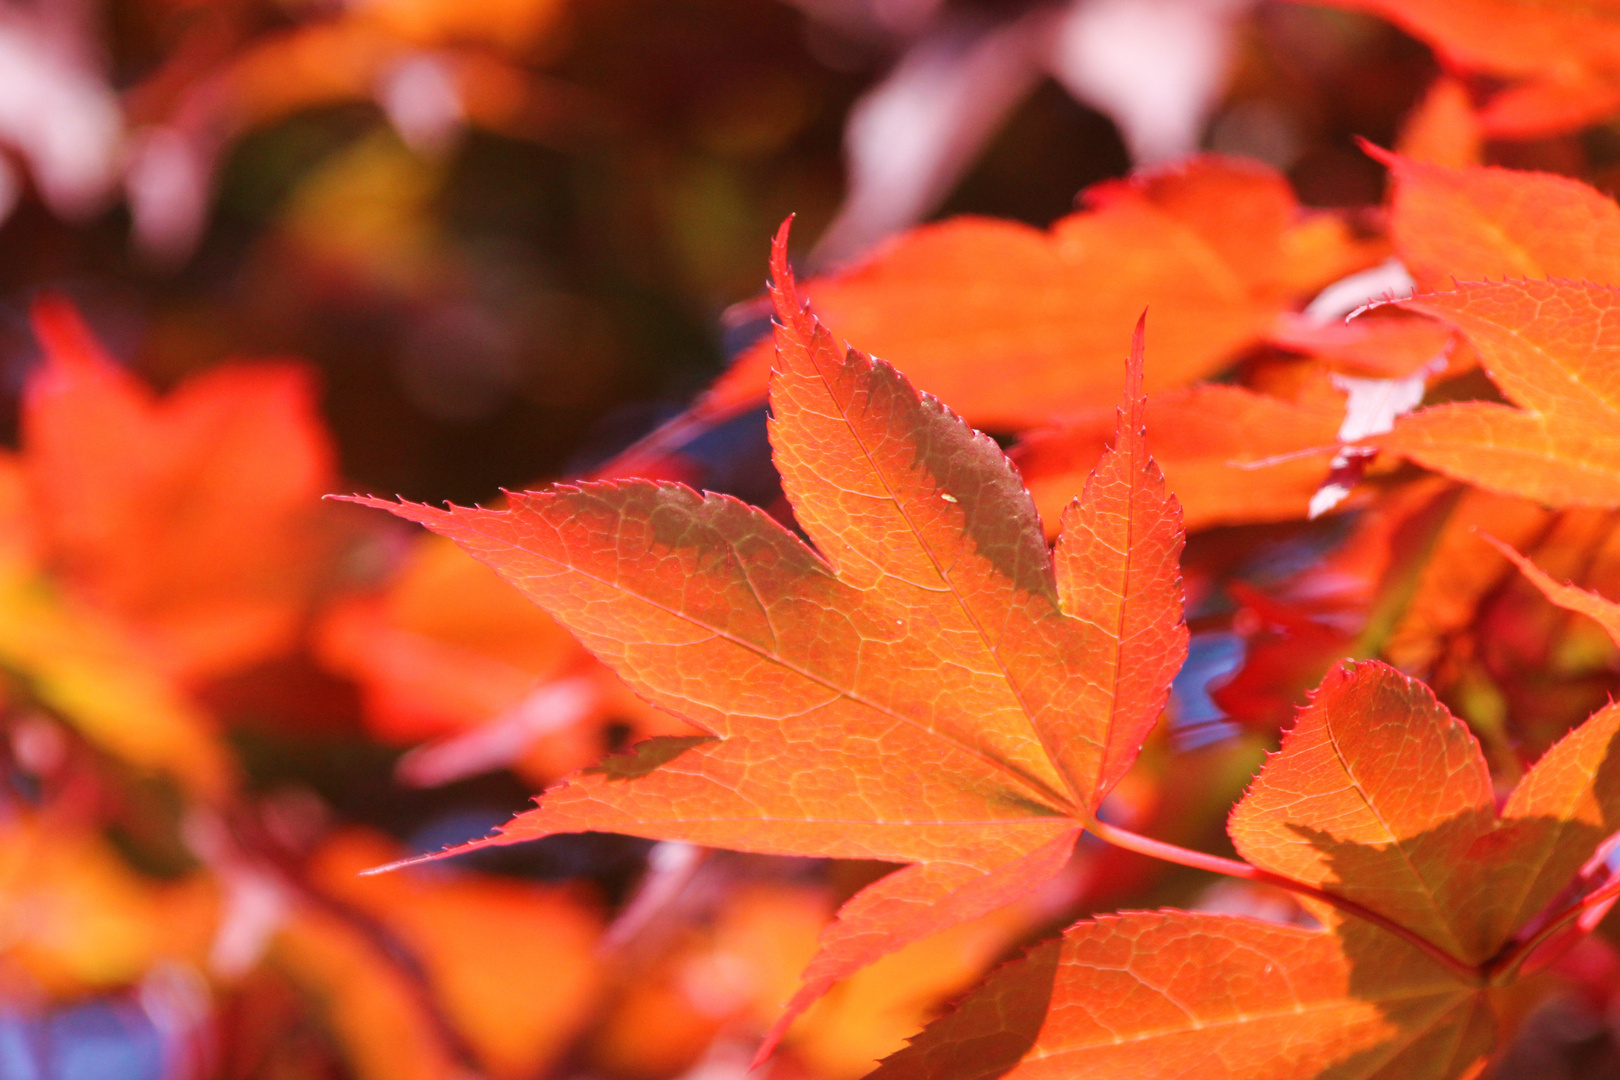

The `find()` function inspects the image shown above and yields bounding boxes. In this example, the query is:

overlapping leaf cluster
[29,4,1620,1075]
[363,158,1620,1079]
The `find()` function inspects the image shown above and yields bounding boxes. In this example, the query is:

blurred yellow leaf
[277,131,447,297]
[0,816,217,996]
[0,564,232,800]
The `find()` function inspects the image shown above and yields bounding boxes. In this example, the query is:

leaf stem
[1486,873,1620,983]
[1083,816,1482,984]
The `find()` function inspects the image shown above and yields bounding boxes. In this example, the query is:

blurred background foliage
[13,0,1620,1078]
[0,0,1452,504]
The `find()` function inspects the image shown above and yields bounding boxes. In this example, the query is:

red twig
[1487,873,1620,983]
[1084,816,1483,984]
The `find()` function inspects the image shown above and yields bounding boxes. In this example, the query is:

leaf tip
[750,1032,783,1071]
[1355,135,1398,168]
[1127,309,1148,403]
[30,291,111,374]
[770,215,797,296]
[358,832,510,876]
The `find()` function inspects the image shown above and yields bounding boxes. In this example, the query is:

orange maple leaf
[1378,150,1620,290]
[873,910,1490,1080]
[22,295,334,679]
[1377,278,1620,506]
[349,221,1188,1048]
[876,661,1620,1079]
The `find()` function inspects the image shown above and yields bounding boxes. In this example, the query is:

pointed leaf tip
[357,832,508,876]
[770,215,796,293]
[1356,135,1397,166]
[30,291,112,372]
[1127,311,1148,404]
[1479,531,1620,650]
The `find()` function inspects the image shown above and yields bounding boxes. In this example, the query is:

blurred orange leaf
[1329,0,1620,137]
[699,156,1379,432]
[0,565,233,799]
[317,532,690,785]
[1268,310,1455,379]
[1485,533,1620,650]
[1396,76,1483,168]
[0,816,217,996]
[788,874,1066,1080]
[277,828,603,1080]
[1015,382,1345,534]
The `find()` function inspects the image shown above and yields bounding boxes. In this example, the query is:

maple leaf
[1230,662,1620,966]
[1377,279,1620,506]
[23,295,335,679]
[871,910,1491,1080]
[682,157,1378,435]
[876,661,1620,1080]
[348,220,1187,1046]
[1376,150,1620,290]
